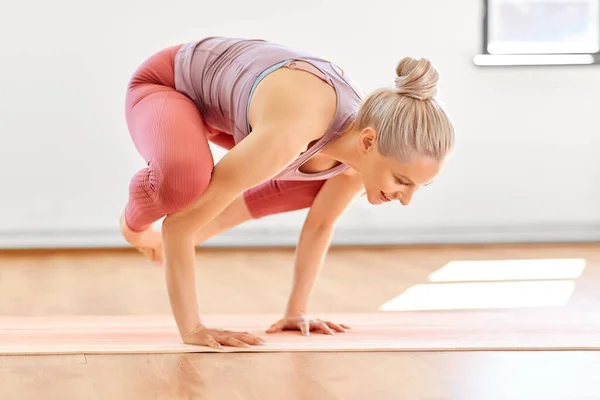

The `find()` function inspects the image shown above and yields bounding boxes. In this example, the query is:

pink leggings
[124,45,326,232]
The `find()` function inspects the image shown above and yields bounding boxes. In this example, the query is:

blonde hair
[354,57,455,163]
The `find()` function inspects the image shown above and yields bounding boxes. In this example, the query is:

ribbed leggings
[123,44,325,232]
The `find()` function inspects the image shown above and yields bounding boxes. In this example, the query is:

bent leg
[243,179,327,220]
[192,179,326,245]
[124,86,214,233]
[193,179,325,245]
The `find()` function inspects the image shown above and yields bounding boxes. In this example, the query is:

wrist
[174,313,205,341]
[285,301,307,317]
[181,322,207,341]
[286,286,311,312]
[285,309,307,318]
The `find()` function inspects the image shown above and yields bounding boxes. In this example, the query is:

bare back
[247,62,341,173]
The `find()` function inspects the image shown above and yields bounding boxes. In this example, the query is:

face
[356,128,443,206]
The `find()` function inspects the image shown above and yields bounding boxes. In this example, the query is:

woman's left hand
[266,313,351,336]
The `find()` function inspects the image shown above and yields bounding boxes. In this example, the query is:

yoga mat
[1,310,600,354]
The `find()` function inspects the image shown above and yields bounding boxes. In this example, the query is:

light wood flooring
[1,242,599,399]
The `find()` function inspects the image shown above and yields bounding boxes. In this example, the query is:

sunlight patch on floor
[380,280,576,311]
[428,258,586,282]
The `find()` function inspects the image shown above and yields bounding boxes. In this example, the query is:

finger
[340,323,351,329]
[140,248,151,259]
[231,331,263,341]
[315,321,335,335]
[325,321,347,333]
[204,337,223,350]
[154,249,164,265]
[151,249,162,265]
[300,320,310,336]
[141,247,161,267]
[219,336,251,348]
[234,332,266,345]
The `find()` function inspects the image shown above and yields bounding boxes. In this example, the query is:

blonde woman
[119,37,455,349]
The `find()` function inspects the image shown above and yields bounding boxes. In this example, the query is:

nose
[399,187,416,206]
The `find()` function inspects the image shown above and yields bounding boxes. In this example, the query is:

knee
[153,156,213,211]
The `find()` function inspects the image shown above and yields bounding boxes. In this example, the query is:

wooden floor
[1,242,600,399]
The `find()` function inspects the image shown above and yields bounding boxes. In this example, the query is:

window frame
[474,0,600,66]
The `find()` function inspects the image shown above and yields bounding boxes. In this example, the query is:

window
[474,0,600,66]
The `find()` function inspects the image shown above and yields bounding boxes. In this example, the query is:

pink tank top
[173,37,363,181]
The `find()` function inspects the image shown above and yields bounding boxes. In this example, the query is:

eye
[396,179,409,186]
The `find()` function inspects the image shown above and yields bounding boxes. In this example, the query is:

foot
[119,211,164,266]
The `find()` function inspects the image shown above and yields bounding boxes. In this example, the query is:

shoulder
[247,66,337,144]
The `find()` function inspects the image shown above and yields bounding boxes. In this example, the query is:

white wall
[1,0,599,248]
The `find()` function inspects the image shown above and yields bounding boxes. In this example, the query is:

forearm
[162,229,202,337]
[193,194,253,245]
[161,175,241,338]
[285,223,335,315]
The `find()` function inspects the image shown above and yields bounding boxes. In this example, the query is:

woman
[119,36,455,349]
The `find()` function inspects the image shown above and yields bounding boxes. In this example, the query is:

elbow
[162,213,194,238]
[211,163,248,196]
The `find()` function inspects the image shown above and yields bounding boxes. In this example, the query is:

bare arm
[161,78,335,338]
[285,171,365,316]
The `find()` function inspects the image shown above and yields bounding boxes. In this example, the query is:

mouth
[380,191,391,202]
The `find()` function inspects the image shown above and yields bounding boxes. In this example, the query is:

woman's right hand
[183,325,266,349]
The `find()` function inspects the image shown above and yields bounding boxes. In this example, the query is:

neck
[321,120,362,171]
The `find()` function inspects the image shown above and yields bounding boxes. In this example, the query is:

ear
[358,127,377,154]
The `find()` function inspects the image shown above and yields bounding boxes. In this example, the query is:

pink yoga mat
[1,310,599,354]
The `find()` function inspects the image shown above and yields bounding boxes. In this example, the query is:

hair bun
[394,57,439,101]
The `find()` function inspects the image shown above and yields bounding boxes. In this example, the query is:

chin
[366,191,382,205]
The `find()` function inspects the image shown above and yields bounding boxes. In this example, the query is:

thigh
[125,83,216,210]
[243,179,326,219]
[125,84,212,163]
